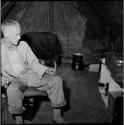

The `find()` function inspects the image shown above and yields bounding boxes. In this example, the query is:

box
[108,92,123,123]
[88,64,100,72]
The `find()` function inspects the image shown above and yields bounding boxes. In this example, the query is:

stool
[22,87,48,120]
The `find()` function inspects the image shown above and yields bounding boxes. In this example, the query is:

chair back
[20,32,62,66]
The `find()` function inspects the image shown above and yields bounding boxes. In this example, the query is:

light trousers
[6,73,66,115]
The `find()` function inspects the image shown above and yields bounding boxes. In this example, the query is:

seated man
[1,19,67,124]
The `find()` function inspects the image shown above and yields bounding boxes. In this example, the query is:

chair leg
[22,97,35,121]
[105,83,109,96]
[13,114,24,124]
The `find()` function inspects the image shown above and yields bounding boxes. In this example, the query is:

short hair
[1,19,20,34]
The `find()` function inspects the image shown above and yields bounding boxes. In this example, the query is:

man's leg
[38,74,67,123]
[53,108,67,123]
[6,79,28,124]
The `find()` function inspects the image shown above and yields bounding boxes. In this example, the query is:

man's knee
[7,81,20,94]
[53,75,62,84]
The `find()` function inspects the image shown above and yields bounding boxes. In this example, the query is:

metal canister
[72,53,84,70]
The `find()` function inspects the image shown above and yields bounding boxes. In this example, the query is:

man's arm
[1,68,11,88]
[23,42,49,78]
[1,44,12,87]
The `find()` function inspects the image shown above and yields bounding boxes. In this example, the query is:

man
[1,19,67,124]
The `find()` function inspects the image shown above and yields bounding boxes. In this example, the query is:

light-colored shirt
[1,40,49,82]
[6,49,25,75]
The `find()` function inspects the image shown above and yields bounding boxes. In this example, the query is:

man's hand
[54,60,57,69]
[2,76,9,88]
[39,59,45,65]
[46,67,56,75]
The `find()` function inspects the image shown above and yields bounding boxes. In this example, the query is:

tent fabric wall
[1,1,123,58]
[1,1,16,22]
[3,1,87,58]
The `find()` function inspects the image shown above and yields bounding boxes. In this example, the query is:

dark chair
[20,32,63,66]
[2,32,63,122]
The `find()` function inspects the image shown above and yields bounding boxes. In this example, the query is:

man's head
[1,19,21,45]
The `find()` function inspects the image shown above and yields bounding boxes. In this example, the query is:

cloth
[21,32,62,61]
[99,64,122,92]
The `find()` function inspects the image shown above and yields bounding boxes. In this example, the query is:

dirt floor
[1,63,112,124]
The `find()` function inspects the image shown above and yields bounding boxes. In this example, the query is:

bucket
[72,53,84,70]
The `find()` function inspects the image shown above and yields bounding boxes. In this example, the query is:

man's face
[4,25,21,45]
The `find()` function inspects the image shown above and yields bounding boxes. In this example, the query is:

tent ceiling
[75,1,123,27]
[73,1,122,39]
[1,1,123,39]
[88,1,123,26]
[2,1,122,27]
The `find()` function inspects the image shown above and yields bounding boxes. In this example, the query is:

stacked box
[108,92,123,124]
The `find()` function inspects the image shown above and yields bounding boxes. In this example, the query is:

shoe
[52,120,68,123]
[15,116,23,124]
[52,120,57,124]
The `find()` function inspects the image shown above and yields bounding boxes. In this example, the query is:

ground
[1,63,112,124]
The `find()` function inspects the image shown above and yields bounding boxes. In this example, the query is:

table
[99,58,123,107]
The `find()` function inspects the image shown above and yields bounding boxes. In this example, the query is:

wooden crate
[108,92,123,124]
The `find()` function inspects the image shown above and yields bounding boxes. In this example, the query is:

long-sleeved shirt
[1,38,49,83]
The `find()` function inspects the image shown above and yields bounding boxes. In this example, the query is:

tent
[1,1,123,59]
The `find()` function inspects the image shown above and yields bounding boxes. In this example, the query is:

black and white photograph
[1,0,123,124]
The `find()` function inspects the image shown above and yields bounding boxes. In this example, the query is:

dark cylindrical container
[72,53,84,70]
